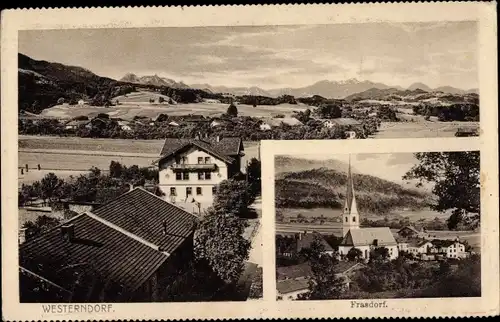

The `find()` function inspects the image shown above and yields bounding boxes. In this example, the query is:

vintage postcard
[1,2,498,320]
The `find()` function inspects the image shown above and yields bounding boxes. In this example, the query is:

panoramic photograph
[16,22,477,302]
[274,151,480,300]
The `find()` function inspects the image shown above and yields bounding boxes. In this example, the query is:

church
[337,158,399,261]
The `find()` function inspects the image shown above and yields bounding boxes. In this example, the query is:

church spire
[342,154,360,237]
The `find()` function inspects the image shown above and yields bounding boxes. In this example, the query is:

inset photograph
[274,151,480,300]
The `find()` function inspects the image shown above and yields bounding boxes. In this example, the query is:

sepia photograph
[2,2,497,320]
[274,151,480,300]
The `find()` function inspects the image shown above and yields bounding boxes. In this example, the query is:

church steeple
[342,155,360,237]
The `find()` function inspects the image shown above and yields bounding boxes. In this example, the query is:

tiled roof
[276,278,310,295]
[276,263,312,281]
[296,232,334,253]
[91,187,197,254]
[333,261,364,275]
[263,117,303,127]
[19,213,169,295]
[341,227,397,247]
[158,137,243,164]
[397,225,421,234]
[321,118,361,126]
[431,239,459,248]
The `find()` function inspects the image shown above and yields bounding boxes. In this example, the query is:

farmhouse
[64,120,89,130]
[432,239,468,259]
[337,158,399,261]
[296,231,335,256]
[155,136,244,214]
[406,240,435,256]
[276,261,364,300]
[321,118,361,129]
[19,187,197,302]
[259,117,303,130]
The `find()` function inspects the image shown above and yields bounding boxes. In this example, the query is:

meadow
[39,101,309,120]
[372,120,479,139]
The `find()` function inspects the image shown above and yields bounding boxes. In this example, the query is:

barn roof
[276,278,310,295]
[91,187,197,254]
[341,227,397,247]
[296,232,334,253]
[19,213,169,295]
[276,263,312,281]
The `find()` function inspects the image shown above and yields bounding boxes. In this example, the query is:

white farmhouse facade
[156,137,244,214]
[436,241,467,259]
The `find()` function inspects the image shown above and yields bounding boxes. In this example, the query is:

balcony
[170,163,217,171]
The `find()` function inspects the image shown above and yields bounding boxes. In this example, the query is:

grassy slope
[275,156,430,216]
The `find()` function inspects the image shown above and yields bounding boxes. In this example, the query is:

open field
[373,120,479,139]
[279,207,451,222]
[40,101,310,120]
[19,135,165,154]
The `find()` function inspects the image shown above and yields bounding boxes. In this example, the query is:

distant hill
[344,87,479,106]
[120,73,189,89]
[18,53,121,113]
[275,157,431,215]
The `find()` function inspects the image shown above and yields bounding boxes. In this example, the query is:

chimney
[19,228,27,244]
[216,135,220,142]
[162,220,168,235]
[61,224,75,241]
[128,183,134,191]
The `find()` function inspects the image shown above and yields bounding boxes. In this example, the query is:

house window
[198,157,203,164]
[205,157,211,164]
[198,172,205,180]
[184,172,189,180]
[176,172,182,180]
[205,171,211,180]
[352,216,356,222]
[186,187,192,195]
[196,187,202,195]
[345,217,348,223]
[170,187,176,196]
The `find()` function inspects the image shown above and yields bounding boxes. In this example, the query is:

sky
[293,152,422,187]
[19,21,478,90]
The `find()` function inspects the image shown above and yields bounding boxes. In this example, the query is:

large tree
[194,208,250,284]
[246,158,261,198]
[40,173,64,204]
[213,179,252,216]
[403,152,480,229]
[298,235,345,300]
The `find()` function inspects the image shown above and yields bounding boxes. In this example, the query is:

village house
[259,117,303,131]
[155,136,245,214]
[432,239,468,259]
[64,120,89,130]
[117,120,132,131]
[321,118,361,129]
[276,261,364,300]
[19,187,197,302]
[337,157,399,261]
[406,240,435,257]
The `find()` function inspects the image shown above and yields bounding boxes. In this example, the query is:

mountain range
[189,78,477,98]
[120,73,189,89]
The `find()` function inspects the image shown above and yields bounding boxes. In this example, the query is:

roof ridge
[19,212,89,247]
[134,187,200,221]
[86,211,170,256]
